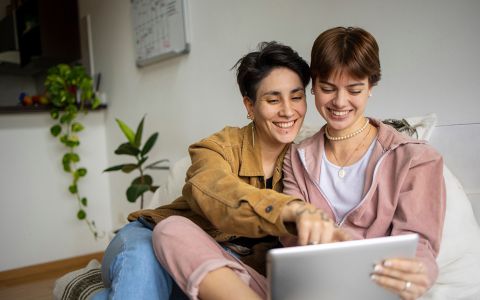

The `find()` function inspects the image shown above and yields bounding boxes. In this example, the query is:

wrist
[281,200,305,222]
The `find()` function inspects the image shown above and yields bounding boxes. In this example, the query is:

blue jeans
[91,220,187,300]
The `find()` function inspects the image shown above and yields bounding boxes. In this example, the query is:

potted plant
[104,116,169,209]
[45,63,102,239]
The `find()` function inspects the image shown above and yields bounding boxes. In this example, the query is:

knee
[153,216,197,251]
[154,215,195,236]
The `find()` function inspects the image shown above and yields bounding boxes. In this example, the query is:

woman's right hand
[281,200,350,245]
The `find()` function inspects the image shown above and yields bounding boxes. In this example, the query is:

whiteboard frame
[131,0,190,67]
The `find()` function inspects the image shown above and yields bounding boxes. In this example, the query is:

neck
[256,136,285,179]
[325,118,369,141]
[326,123,376,165]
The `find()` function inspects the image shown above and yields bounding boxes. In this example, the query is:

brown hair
[310,27,381,86]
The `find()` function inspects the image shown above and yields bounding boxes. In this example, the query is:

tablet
[267,234,418,300]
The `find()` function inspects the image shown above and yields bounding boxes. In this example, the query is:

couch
[54,114,480,300]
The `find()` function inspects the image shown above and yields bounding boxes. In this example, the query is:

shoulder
[374,120,443,165]
[193,125,248,150]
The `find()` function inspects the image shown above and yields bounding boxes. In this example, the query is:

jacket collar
[239,122,289,183]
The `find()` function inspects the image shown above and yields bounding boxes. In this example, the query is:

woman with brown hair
[282,26,445,300]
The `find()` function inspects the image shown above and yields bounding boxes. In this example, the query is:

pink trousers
[152,216,268,299]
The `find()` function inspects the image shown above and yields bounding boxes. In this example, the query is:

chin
[275,131,298,144]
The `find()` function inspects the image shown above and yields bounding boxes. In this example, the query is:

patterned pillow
[53,259,103,300]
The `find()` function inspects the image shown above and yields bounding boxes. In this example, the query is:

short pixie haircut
[234,41,310,102]
[311,27,381,86]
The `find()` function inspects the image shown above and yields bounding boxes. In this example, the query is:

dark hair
[233,41,310,101]
[311,27,381,86]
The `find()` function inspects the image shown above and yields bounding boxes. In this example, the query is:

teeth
[275,121,295,128]
[331,110,348,116]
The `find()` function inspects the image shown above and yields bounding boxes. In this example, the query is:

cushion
[421,166,480,299]
[53,259,103,300]
[145,155,190,209]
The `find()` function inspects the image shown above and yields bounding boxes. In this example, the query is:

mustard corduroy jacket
[128,123,300,274]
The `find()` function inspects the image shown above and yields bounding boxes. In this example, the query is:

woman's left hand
[371,258,430,300]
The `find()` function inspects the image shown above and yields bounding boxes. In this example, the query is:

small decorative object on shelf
[104,116,169,209]
[45,63,103,239]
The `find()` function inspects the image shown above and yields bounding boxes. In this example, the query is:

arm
[282,145,350,245]
[392,145,446,283]
[373,145,446,299]
[183,137,299,238]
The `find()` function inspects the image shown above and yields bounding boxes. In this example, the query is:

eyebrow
[319,80,366,88]
[260,87,305,97]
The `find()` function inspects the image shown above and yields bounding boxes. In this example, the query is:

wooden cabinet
[3,0,81,73]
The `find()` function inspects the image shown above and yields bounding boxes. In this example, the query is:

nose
[333,89,348,107]
[279,100,294,118]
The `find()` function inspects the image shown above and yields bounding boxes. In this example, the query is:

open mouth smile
[328,108,351,117]
[273,120,296,128]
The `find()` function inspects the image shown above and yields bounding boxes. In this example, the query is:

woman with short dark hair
[142,41,347,300]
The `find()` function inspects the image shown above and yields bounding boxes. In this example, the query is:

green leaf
[70,153,80,163]
[50,124,62,137]
[81,197,88,206]
[126,184,150,203]
[114,142,140,156]
[91,97,101,109]
[69,184,77,194]
[76,168,87,177]
[132,175,153,186]
[71,122,84,132]
[63,161,71,172]
[141,133,158,156]
[134,117,145,148]
[60,113,73,124]
[50,110,60,120]
[65,135,80,148]
[150,185,159,192]
[121,164,138,173]
[62,153,71,163]
[104,164,127,172]
[62,153,71,172]
[116,119,135,144]
[77,209,86,220]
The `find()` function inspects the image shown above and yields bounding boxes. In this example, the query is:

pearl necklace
[329,125,372,178]
[325,118,370,141]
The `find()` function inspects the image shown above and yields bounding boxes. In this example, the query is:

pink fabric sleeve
[152,216,267,299]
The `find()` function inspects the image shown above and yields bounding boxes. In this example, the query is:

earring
[251,122,255,146]
[247,114,252,120]
[310,88,315,95]
[369,92,372,97]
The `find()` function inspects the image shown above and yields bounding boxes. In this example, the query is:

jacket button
[265,205,273,213]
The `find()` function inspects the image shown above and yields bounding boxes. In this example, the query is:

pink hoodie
[282,118,446,285]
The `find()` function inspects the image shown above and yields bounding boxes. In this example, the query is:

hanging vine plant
[45,64,103,239]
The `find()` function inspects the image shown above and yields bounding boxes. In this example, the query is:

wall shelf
[0,103,107,114]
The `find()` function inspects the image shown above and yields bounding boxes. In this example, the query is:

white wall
[79,0,479,229]
[1,0,479,270]
[0,113,111,271]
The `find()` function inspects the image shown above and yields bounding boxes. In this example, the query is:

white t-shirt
[320,140,376,220]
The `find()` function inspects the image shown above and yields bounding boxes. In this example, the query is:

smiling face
[244,67,307,151]
[313,70,371,136]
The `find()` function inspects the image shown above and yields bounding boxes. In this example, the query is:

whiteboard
[130,0,190,67]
